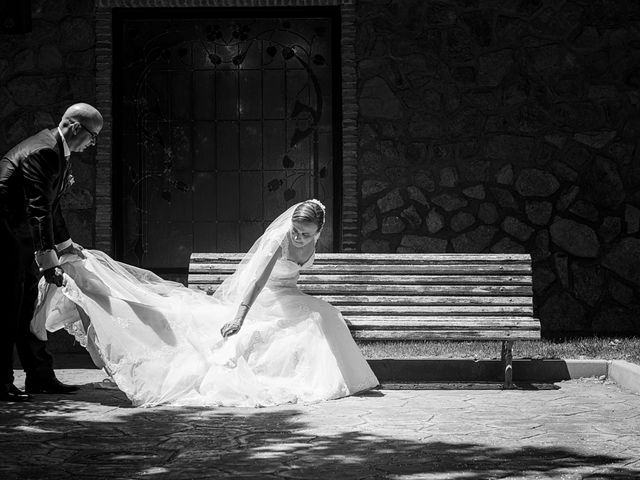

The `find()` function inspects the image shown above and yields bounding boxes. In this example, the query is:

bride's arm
[220,246,282,338]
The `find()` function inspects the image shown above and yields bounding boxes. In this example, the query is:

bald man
[0,103,103,401]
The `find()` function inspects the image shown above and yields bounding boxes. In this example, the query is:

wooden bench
[188,253,541,388]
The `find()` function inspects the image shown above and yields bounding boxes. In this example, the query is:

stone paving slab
[1,368,639,480]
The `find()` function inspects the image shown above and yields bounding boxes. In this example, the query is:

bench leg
[501,340,514,389]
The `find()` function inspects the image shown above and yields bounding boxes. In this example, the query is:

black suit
[0,128,72,385]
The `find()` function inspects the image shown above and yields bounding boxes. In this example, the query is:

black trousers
[0,219,54,385]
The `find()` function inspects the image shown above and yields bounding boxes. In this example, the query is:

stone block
[556,186,580,212]
[451,212,475,232]
[462,184,485,200]
[491,237,525,253]
[571,263,604,307]
[361,216,378,237]
[361,239,390,253]
[477,202,498,224]
[439,166,458,187]
[583,156,625,209]
[399,235,448,253]
[573,131,617,149]
[414,172,436,192]
[525,201,553,226]
[591,306,637,334]
[451,225,497,253]
[533,265,556,294]
[549,161,578,182]
[569,200,599,222]
[448,108,483,136]
[540,292,587,334]
[360,150,387,175]
[459,159,491,182]
[478,50,514,87]
[360,77,403,120]
[515,168,560,197]
[377,189,404,213]
[608,277,634,306]
[361,179,389,198]
[431,192,468,212]
[38,45,62,71]
[400,205,422,229]
[14,49,36,74]
[625,204,640,234]
[7,77,67,106]
[496,163,514,185]
[532,230,551,262]
[553,252,570,289]
[501,216,534,241]
[550,218,600,258]
[406,186,428,205]
[426,209,444,234]
[406,143,427,163]
[485,134,534,162]
[598,217,622,243]
[59,17,95,51]
[382,215,405,234]
[490,187,518,210]
[603,237,640,288]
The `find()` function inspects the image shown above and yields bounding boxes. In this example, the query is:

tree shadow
[1,388,638,479]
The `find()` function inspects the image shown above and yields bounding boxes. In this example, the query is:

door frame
[95,0,359,258]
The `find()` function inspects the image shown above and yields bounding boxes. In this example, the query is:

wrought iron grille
[115,8,337,275]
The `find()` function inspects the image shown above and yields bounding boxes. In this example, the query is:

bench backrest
[188,253,540,342]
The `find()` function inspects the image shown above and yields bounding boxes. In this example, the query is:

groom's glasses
[77,123,98,142]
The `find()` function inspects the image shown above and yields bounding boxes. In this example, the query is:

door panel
[115,9,337,275]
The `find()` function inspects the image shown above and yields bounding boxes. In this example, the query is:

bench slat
[188,273,533,285]
[345,315,539,324]
[316,295,533,306]
[339,305,533,315]
[189,263,533,275]
[190,253,533,263]
[347,320,539,329]
[352,330,541,340]
[191,283,534,296]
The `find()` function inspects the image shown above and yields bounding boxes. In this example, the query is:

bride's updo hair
[292,199,326,230]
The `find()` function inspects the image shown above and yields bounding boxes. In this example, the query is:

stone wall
[2,0,640,342]
[1,0,96,353]
[356,0,640,336]
[0,0,97,248]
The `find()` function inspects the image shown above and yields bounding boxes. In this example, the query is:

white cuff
[34,249,60,271]
[55,238,73,251]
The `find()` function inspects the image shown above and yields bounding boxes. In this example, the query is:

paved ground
[1,367,639,480]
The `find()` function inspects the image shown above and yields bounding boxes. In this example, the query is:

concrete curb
[367,358,609,383]
[608,360,640,395]
[368,358,640,393]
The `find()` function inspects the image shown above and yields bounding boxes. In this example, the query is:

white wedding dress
[32,236,379,407]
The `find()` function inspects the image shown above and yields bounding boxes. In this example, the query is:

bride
[32,199,379,407]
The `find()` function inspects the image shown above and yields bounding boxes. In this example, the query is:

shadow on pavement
[0,386,637,480]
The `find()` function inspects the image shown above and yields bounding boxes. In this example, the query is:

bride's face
[290,220,319,248]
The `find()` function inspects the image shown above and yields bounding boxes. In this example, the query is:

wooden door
[115,8,338,277]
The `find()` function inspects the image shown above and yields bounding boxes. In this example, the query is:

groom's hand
[43,266,65,287]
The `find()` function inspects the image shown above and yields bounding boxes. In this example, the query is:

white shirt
[55,127,72,252]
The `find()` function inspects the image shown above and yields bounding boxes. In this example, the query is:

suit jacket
[0,128,71,253]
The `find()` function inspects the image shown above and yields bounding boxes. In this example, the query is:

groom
[0,103,103,402]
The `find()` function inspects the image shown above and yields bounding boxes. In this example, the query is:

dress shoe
[25,376,79,394]
[0,383,32,402]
